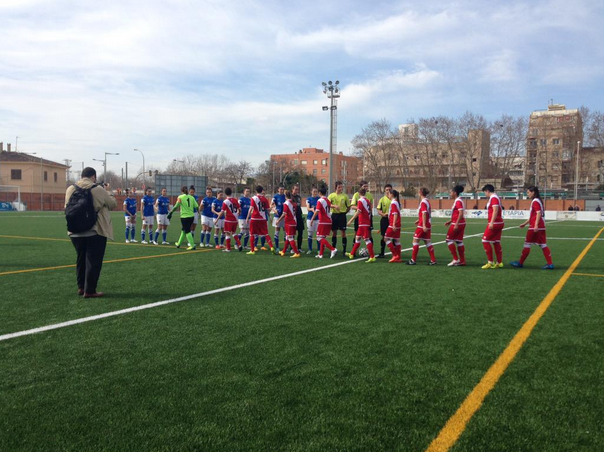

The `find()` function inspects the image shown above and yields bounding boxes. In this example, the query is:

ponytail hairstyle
[420,187,429,197]
[391,189,400,203]
[285,190,292,199]
[180,185,188,194]
[527,185,541,199]
[453,185,464,197]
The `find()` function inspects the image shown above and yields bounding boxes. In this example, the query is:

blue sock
[162,231,167,242]
[141,229,146,241]
[125,227,130,240]
[261,236,266,247]
[220,234,225,245]
[131,228,135,240]
[274,233,279,250]
[214,235,219,245]
[308,234,313,251]
[154,231,159,242]
[244,233,249,247]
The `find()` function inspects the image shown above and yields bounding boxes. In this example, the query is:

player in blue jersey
[200,187,216,247]
[211,191,226,248]
[271,185,286,251]
[123,189,138,243]
[140,188,155,244]
[306,187,321,254]
[238,187,252,249]
[154,187,171,244]
[188,186,200,246]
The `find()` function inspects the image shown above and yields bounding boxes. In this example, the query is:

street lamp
[103,152,119,180]
[134,149,145,188]
[322,80,340,191]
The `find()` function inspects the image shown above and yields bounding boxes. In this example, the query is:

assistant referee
[377,184,392,258]
[328,180,350,255]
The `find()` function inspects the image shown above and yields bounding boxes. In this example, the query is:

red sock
[427,245,436,262]
[282,241,290,253]
[396,244,402,258]
[366,242,375,258]
[519,247,530,264]
[321,238,334,251]
[483,242,493,262]
[448,243,458,260]
[250,237,256,252]
[265,235,273,248]
[387,242,396,254]
[234,235,241,247]
[291,240,299,254]
[319,241,325,255]
[350,242,360,256]
[457,244,465,263]
[412,244,419,261]
[542,246,553,265]
[494,242,502,263]
[225,238,231,251]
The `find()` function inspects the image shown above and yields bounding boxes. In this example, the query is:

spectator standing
[291,185,305,252]
[65,167,117,298]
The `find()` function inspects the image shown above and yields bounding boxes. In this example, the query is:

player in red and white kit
[246,186,275,255]
[511,186,554,269]
[346,187,376,263]
[309,186,337,259]
[215,187,242,252]
[444,185,466,266]
[481,184,505,269]
[407,187,437,265]
[384,189,402,263]
[276,191,301,258]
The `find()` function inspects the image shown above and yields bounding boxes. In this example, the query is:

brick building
[270,147,362,194]
[525,104,583,189]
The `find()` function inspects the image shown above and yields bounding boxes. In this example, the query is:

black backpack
[65,184,98,233]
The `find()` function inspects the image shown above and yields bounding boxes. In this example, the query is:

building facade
[525,104,583,190]
[270,147,362,194]
[579,147,604,189]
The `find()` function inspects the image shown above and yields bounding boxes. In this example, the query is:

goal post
[0,185,23,211]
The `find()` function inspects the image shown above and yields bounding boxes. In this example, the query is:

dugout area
[1,212,603,451]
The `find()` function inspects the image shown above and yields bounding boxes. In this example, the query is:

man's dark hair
[319,186,327,195]
[359,180,368,186]
[256,185,264,194]
[384,183,392,190]
[482,184,495,192]
[81,167,96,179]
[224,187,232,196]
[243,186,250,192]
[335,180,343,188]
[189,185,195,191]
[278,184,285,189]
[453,185,464,195]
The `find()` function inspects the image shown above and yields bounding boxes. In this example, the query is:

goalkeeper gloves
[167,212,173,220]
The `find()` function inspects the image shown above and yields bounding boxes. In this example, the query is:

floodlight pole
[322,80,340,191]
[104,152,119,181]
[574,141,581,205]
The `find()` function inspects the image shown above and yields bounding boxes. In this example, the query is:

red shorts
[224,220,237,233]
[525,229,546,245]
[317,223,332,237]
[446,223,466,241]
[413,227,431,240]
[250,219,268,236]
[356,225,371,240]
[285,224,297,236]
[482,223,504,242]
[384,226,400,240]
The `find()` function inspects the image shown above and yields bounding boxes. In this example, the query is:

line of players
[122,181,555,268]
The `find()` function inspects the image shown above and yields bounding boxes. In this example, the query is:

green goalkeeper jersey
[174,194,199,218]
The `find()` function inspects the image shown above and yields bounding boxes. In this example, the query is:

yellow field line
[0,234,176,248]
[571,272,604,278]
[0,248,213,277]
[425,226,604,452]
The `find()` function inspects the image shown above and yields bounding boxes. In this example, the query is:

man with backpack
[65,167,117,298]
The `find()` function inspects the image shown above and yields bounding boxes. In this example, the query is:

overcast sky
[1,0,603,175]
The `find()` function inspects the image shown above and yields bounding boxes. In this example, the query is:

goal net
[0,185,24,211]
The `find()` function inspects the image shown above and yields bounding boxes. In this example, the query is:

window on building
[322,159,327,165]
[11,169,22,180]
[552,138,560,145]
[553,151,560,158]
[539,164,546,171]
[312,169,317,175]
[472,158,477,162]
[528,139,537,149]
[293,159,298,166]
[540,139,546,146]
[44,171,48,182]
[562,151,571,160]
[54,172,58,182]
[301,160,307,165]
[530,128,539,136]
[321,169,326,174]
[313,160,318,165]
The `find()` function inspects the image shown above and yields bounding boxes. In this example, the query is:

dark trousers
[296,214,304,249]
[71,234,107,295]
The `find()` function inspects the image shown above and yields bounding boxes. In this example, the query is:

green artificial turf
[0,211,602,451]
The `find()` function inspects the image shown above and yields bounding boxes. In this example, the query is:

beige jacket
[65,178,117,240]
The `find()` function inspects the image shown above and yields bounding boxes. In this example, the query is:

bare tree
[490,115,527,187]
[224,160,254,187]
[456,112,489,195]
[352,119,398,190]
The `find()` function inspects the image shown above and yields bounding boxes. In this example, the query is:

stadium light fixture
[322,78,341,191]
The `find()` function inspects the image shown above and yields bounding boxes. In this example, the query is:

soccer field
[1,212,603,451]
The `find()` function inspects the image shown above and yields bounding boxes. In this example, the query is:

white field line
[0,223,552,343]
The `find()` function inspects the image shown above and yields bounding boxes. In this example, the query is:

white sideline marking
[0,224,543,342]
